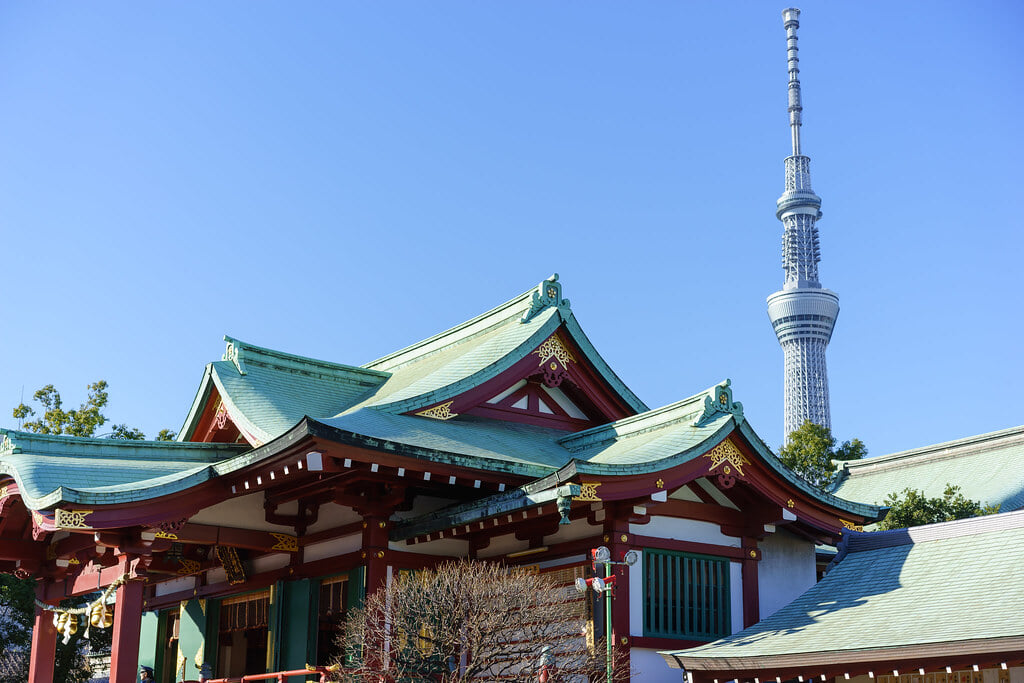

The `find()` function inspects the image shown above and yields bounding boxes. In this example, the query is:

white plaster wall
[536,554,586,570]
[631,649,681,683]
[250,552,290,573]
[388,537,468,556]
[544,518,600,544]
[632,517,741,547]
[758,528,816,619]
[154,576,195,597]
[306,533,362,562]
[730,561,743,633]
[190,493,295,533]
[476,532,529,559]
[304,502,362,534]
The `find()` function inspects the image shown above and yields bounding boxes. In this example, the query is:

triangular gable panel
[409,329,636,431]
[187,385,249,445]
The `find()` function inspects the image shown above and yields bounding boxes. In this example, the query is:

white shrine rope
[33,573,131,644]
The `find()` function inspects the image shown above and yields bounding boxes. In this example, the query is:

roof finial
[782,8,803,156]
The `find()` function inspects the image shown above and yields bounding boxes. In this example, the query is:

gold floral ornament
[573,482,602,502]
[55,508,94,530]
[840,519,864,532]
[787,499,796,508]
[655,478,664,489]
[416,401,457,420]
[533,335,576,368]
[270,533,299,552]
[177,559,200,575]
[704,440,750,476]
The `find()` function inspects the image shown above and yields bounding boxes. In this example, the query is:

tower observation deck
[767,8,839,440]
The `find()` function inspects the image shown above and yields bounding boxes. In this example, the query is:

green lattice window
[643,549,730,640]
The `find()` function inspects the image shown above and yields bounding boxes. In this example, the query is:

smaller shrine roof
[0,429,247,509]
[831,424,1024,511]
[661,509,1024,674]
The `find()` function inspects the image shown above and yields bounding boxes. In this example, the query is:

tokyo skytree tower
[767,8,840,440]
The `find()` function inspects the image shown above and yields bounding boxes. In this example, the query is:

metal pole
[604,560,613,683]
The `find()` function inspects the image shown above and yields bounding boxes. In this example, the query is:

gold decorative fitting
[178,559,200,575]
[269,533,299,552]
[154,530,178,540]
[787,499,796,508]
[749,550,757,558]
[840,519,864,532]
[655,478,664,489]
[379,521,387,528]
[573,481,602,502]
[620,637,628,645]
[361,551,367,559]
[603,535,610,542]
[704,440,750,477]
[416,401,458,420]
[0,485,8,498]
[533,335,576,368]
[620,534,628,543]
[67,557,80,565]
[55,508,94,530]
[376,551,385,558]
[215,545,247,585]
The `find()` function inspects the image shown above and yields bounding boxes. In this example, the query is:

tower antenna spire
[767,8,840,440]
[783,7,803,156]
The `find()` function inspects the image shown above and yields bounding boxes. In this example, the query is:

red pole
[108,579,145,683]
[27,587,57,683]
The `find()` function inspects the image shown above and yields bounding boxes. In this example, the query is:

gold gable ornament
[573,482,602,502]
[703,440,750,489]
[416,401,457,420]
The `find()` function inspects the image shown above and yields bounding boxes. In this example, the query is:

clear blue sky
[1,2,1021,457]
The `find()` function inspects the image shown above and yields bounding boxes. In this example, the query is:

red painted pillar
[28,586,57,683]
[109,579,145,683]
[741,538,760,628]
[362,515,389,595]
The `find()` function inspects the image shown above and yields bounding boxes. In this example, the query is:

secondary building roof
[661,509,1024,680]
[831,425,1024,511]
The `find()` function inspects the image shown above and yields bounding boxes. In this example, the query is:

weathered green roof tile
[0,429,246,509]
[831,424,1024,511]
[662,510,1024,668]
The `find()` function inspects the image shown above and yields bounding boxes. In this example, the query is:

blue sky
[0,1,1021,457]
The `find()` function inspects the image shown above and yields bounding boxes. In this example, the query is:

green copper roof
[831,424,1024,511]
[662,509,1024,670]
[0,429,246,509]
[179,335,389,443]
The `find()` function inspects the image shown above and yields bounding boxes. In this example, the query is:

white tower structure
[767,8,840,440]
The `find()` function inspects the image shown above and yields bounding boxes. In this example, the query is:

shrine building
[0,275,886,682]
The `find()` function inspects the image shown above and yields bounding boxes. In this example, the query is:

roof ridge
[0,428,246,459]
[846,508,1024,552]
[840,423,1024,474]
[363,276,567,372]
[222,335,389,381]
[557,381,726,451]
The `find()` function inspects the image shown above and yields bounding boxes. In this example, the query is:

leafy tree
[332,561,623,682]
[878,484,1000,530]
[0,576,90,683]
[12,381,175,440]
[778,420,867,489]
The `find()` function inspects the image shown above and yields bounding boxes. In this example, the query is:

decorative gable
[408,329,636,431]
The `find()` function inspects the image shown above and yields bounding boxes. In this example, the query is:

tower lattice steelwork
[767,8,839,440]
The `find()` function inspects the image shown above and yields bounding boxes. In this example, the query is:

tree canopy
[777,420,867,489]
[12,381,175,440]
[878,484,1000,530]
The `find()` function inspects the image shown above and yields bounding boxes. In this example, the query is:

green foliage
[778,420,867,489]
[0,576,92,683]
[109,424,145,440]
[12,381,174,440]
[13,382,109,437]
[878,484,1000,530]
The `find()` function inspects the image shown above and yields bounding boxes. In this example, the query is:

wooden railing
[198,666,336,683]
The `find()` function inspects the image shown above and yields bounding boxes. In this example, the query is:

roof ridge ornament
[520,274,570,323]
[223,338,247,375]
[694,379,744,427]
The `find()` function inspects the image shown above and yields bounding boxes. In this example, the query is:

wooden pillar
[361,514,389,595]
[109,578,145,683]
[28,586,57,683]
[741,537,760,629]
